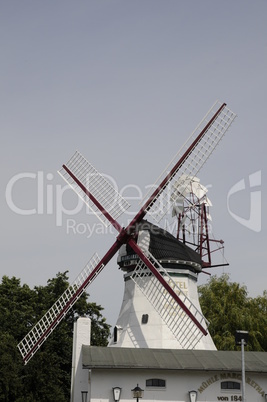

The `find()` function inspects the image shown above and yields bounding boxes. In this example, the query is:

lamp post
[131,384,144,402]
[235,330,249,402]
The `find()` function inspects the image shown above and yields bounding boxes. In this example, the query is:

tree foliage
[1,272,266,400]
[0,273,110,402]
[199,274,267,351]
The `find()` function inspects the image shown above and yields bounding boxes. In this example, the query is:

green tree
[0,273,110,401]
[248,290,267,351]
[199,274,267,351]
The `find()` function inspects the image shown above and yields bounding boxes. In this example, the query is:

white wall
[89,368,267,402]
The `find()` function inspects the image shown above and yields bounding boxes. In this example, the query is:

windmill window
[146,378,166,388]
[141,314,149,324]
[113,325,122,343]
[221,381,241,390]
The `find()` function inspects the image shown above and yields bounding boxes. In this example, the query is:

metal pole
[241,338,246,402]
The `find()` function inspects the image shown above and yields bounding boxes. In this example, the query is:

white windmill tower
[17,101,236,365]
[109,176,223,350]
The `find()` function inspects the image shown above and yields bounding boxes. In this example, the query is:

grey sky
[1,0,266,328]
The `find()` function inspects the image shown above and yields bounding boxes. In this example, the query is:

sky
[1,0,267,329]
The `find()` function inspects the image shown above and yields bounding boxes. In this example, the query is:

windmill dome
[117,220,202,273]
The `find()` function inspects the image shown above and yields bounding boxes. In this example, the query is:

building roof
[82,346,267,373]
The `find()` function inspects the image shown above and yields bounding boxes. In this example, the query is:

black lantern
[131,384,144,402]
[235,330,249,346]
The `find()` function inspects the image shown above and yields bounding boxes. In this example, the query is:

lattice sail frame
[130,251,209,349]
[58,151,130,227]
[145,101,236,223]
[17,254,104,365]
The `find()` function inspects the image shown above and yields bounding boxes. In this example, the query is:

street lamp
[131,384,144,402]
[235,330,249,402]
[81,391,88,402]
[113,387,122,402]
[189,390,198,402]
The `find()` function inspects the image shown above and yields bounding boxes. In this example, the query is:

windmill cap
[118,220,202,272]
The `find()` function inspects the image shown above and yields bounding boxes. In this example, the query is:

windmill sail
[130,251,209,349]
[58,151,130,228]
[144,101,236,223]
[17,254,104,364]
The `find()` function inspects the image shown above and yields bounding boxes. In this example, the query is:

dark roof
[82,346,267,373]
[137,220,201,265]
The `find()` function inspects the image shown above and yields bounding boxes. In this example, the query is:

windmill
[17,101,236,364]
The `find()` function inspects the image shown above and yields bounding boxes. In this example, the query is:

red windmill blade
[17,101,236,364]
[134,100,236,224]
[58,152,210,338]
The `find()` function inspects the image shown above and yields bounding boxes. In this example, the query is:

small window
[113,325,122,343]
[113,326,118,343]
[221,381,241,390]
[142,314,149,324]
[146,378,166,387]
